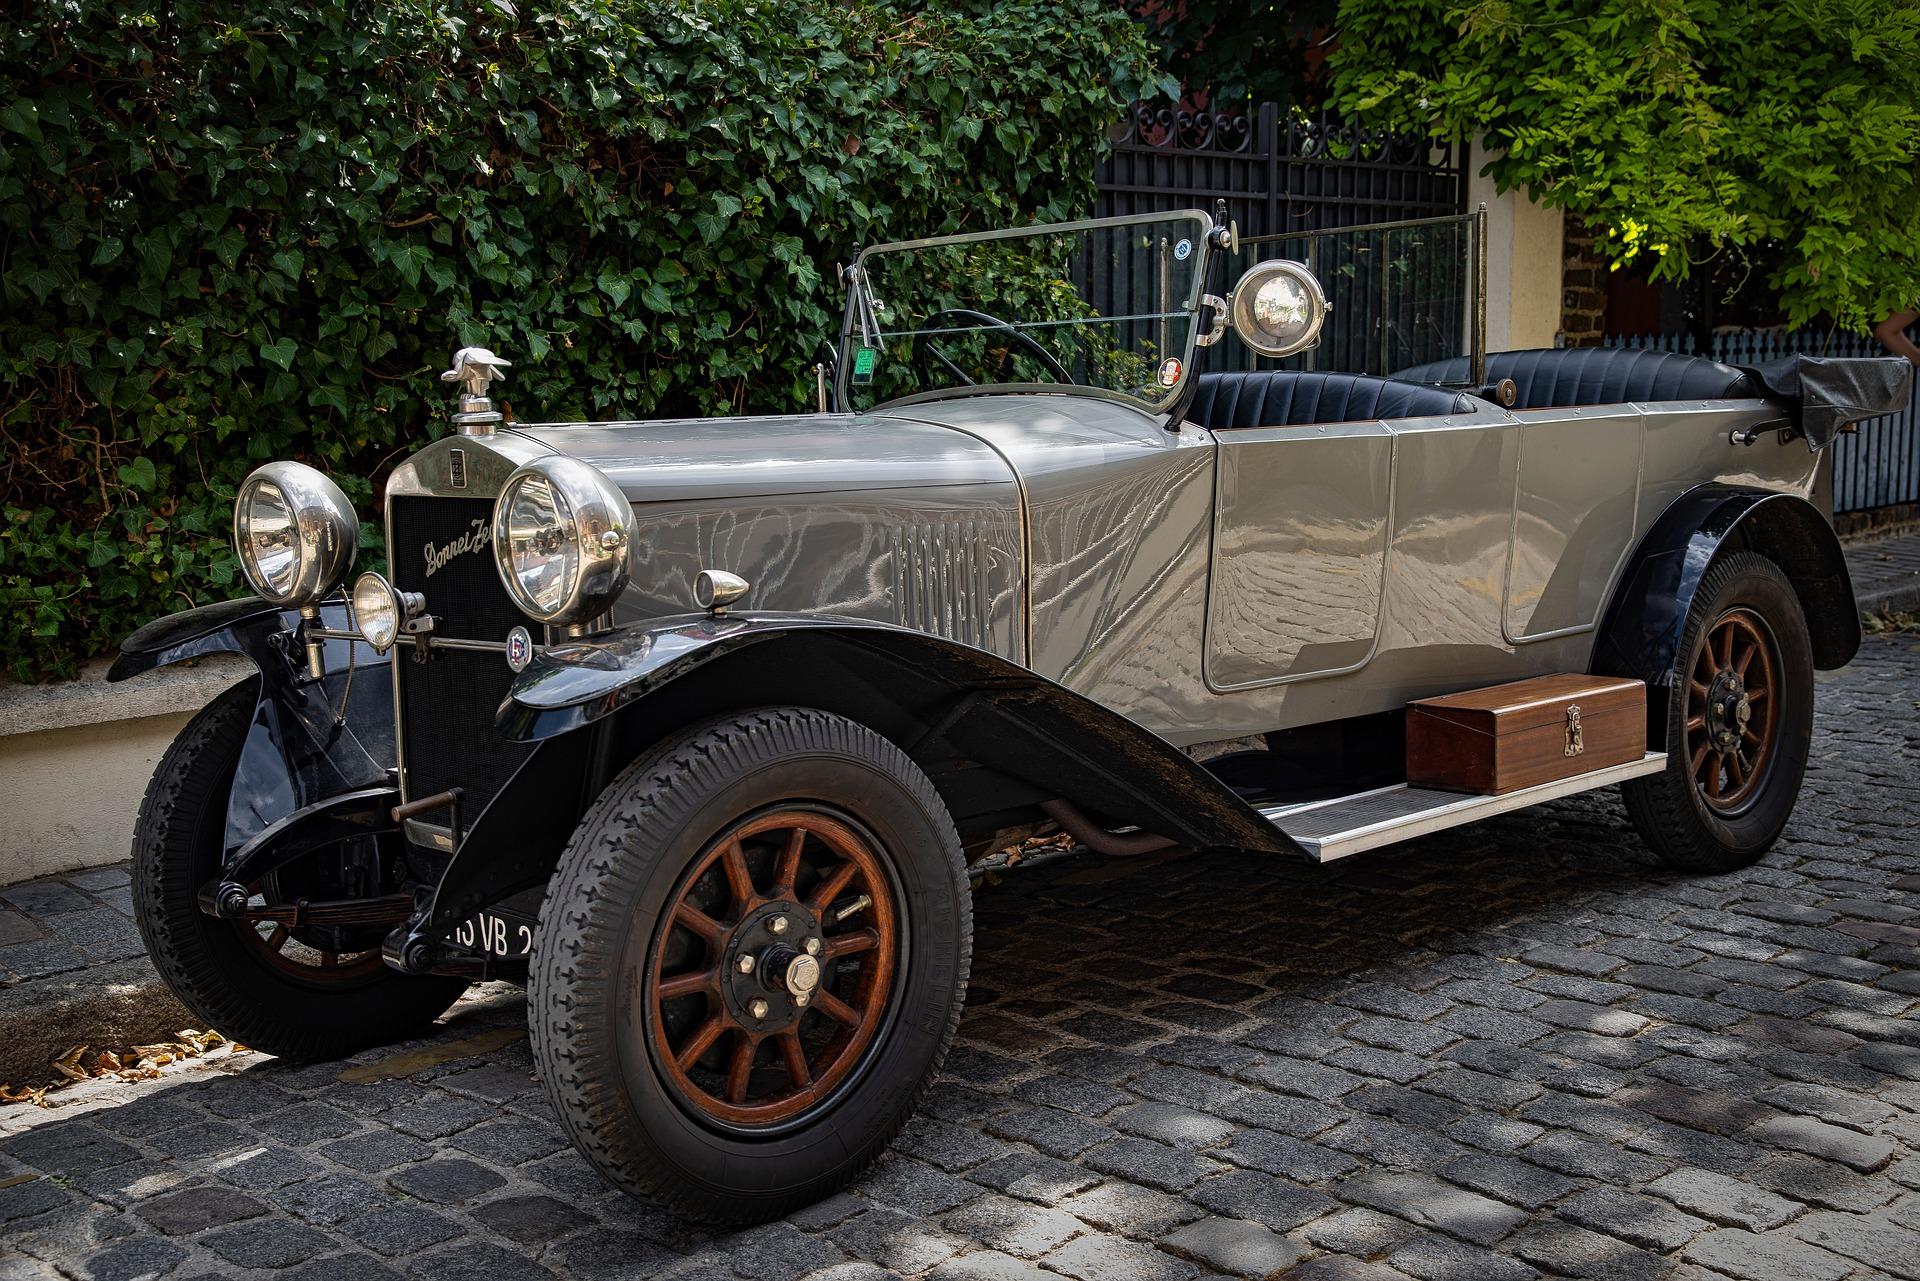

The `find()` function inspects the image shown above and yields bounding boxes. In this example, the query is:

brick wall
[1560,215,1607,346]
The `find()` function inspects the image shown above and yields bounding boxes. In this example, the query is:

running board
[1260,751,1667,862]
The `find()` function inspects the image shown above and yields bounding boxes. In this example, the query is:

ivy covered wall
[0,0,1155,680]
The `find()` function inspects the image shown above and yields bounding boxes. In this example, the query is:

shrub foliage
[1330,0,1920,332]
[0,0,1153,681]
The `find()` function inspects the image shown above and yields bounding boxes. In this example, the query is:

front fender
[1593,484,1859,707]
[497,611,1301,859]
[107,596,287,681]
[499,611,892,742]
[109,596,395,858]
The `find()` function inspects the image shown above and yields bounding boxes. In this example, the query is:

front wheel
[530,707,971,1222]
[132,679,468,1058]
[1622,551,1815,872]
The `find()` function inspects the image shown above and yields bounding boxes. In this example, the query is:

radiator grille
[389,496,533,817]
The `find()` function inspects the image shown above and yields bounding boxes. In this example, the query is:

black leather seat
[1188,370,1478,430]
[1393,347,1758,409]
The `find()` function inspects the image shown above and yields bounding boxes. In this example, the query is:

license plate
[450,905,537,958]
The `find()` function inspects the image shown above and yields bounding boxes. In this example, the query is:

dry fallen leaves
[0,1030,236,1108]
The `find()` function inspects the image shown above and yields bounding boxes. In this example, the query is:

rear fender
[1592,484,1859,736]
[109,597,395,859]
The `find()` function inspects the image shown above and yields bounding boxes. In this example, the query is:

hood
[509,412,1012,501]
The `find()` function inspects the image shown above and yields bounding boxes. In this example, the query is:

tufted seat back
[1188,370,1479,430]
[1392,347,1758,410]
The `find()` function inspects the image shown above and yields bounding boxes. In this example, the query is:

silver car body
[395,383,1813,750]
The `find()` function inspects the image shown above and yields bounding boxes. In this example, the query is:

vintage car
[111,207,1905,1221]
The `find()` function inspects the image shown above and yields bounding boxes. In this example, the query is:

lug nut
[804,937,821,956]
[769,915,789,936]
[749,998,769,1019]
[737,955,755,974]
[795,993,810,1008]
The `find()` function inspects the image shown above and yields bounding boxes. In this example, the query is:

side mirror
[1227,260,1329,359]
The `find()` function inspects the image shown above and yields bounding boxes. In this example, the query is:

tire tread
[529,706,970,1222]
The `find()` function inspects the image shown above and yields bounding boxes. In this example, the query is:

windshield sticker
[1157,357,1183,388]
[1174,238,1192,261]
[852,345,878,384]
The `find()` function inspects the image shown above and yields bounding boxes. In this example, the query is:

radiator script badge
[423,518,491,578]
[505,625,533,672]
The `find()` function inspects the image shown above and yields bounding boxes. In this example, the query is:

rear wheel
[132,679,467,1058]
[1622,552,1815,872]
[530,707,970,1222]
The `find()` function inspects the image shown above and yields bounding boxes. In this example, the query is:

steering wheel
[910,308,1074,388]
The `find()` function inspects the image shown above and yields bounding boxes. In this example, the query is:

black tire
[132,678,467,1058]
[530,707,971,1223]
[1622,551,1815,872]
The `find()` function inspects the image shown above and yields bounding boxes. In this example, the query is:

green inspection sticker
[852,345,877,383]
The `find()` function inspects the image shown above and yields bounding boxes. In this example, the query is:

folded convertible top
[1733,355,1914,451]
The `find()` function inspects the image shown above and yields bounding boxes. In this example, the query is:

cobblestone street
[3,632,1918,1281]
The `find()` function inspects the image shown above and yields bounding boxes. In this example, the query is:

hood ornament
[441,345,511,436]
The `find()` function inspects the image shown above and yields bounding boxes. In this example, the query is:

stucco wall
[0,656,248,882]
[1470,152,1565,352]
[0,713,192,880]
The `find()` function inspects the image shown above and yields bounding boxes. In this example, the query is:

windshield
[840,211,1212,414]
[1215,211,1483,381]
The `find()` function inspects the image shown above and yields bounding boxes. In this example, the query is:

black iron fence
[1609,330,1919,516]
[1090,102,1474,381]
[1095,102,1469,236]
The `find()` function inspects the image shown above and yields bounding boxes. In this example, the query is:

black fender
[387,612,1304,972]
[1592,484,1859,734]
[501,611,1297,852]
[108,596,396,860]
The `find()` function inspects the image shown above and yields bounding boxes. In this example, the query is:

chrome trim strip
[308,627,520,656]
[1261,751,1668,862]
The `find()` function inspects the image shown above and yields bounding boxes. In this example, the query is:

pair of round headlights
[232,456,634,641]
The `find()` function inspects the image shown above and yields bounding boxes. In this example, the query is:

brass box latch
[1564,705,1584,758]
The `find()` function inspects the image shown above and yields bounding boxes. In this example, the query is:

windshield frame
[836,208,1216,417]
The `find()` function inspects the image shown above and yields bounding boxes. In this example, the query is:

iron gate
[1095,102,1469,236]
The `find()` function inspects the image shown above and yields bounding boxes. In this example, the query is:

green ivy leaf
[260,337,298,370]
[116,456,157,491]
[0,0,1156,681]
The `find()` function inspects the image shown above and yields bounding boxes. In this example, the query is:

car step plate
[1259,751,1667,862]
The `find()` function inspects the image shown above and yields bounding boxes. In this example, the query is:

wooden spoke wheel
[1623,552,1815,873]
[235,868,394,984]
[132,678,467,1062]
[531,706,969,1222]
[648,808,900,1130]
[1684,608,1780,815]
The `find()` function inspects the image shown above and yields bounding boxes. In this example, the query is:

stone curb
[1858,582,1920,620]
[0,653,250,739]
[0,955,192,1086]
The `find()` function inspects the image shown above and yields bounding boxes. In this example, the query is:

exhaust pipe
[1039,798,1176,857]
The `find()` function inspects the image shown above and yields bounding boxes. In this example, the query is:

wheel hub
[720,903,824,1031]
[1704,670,1750,751]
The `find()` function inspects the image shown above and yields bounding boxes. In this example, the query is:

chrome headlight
[233,461,357,607]
[1229,259,1330,359]
[492,457,631,625]
[350,571,423,655]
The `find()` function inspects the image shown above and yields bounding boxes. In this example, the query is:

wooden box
[1406,673,1645,795]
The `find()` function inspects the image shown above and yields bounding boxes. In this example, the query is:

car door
[1203,419,1397,690]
